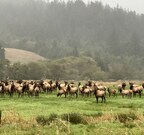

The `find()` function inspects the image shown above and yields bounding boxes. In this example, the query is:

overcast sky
[83,0,144,14]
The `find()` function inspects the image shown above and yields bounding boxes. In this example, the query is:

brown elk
[67,84,78,98]
[33,82,41,96]
[78,82,84,95]
[121,89,132,98]
[3,81,15,97]
[118,82,126,93]
[27,81,35,96]
[107,88,117,97]
[15,83,24,97]
[0,81,4,96]
[94,85,106,103]
[81,85,92,97]
[129,82,144,98]
[57,83,68,98]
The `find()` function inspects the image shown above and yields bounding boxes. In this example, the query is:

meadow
[1,90,144,135]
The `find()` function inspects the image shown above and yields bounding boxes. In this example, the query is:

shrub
[36,115,49,125]
[116,112,138,123]
[36,113,58,125]
[61,113,87,124]
[48,113,58,121]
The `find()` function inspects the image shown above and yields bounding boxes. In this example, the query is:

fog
[98,0,144,14]
[58,0,144,14]
[0,0,144,80]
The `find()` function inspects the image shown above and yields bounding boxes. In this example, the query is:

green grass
[1,92,144,134]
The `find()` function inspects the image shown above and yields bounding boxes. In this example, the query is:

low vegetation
[0,57,108,80]
[1,92,144,134]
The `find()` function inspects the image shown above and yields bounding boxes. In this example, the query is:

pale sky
[83,0,144,14]
[49,0,144,14]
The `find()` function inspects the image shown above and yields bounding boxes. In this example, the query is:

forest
[0,0,144,80]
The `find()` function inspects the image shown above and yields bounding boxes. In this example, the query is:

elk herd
[0,80,144,103]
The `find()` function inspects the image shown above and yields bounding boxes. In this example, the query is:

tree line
[0,56,143,81]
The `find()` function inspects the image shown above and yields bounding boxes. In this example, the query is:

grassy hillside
[5,48,46,63]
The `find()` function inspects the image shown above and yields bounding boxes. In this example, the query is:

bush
[48,113,58,121]
[36,113,58,125]
[36,115,49,125]
[61,113,87,124]
[116,112,138,123]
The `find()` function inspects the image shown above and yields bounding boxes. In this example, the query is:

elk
[107,88,117,97]
[94,85,106,103]
[67,84,78,98]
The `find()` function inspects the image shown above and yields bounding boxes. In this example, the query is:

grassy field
[1,91,144,135]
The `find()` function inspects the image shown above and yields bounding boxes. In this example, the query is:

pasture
[1,89,144,135]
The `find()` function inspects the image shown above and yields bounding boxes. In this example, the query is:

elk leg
[139,91,141,98]
[75,92,78,98]
[96,97,98,103]
[104,96,106,103]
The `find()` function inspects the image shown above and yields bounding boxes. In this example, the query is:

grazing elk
[107,88,117,97]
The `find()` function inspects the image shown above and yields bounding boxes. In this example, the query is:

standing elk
[94,85,106,103]
[57,83,68,98]
[67,84,78,98]
[0,81,4,96]
[129,82,144,98]
[81,85,93,97]
[117,82,126,93]
[120,89,132,98]
[3,81,15,97]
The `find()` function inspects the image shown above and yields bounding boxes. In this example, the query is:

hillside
[5,48,46,63]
